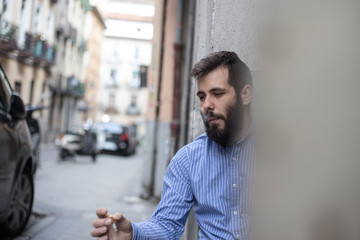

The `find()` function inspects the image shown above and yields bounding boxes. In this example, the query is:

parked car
[97,122,138,156]
[0,64,34,237]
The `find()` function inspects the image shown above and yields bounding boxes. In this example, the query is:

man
[91,51,254,240]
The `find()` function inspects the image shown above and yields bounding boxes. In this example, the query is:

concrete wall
[189,0,360,239]
[191,0,260,140]
[180,1,261,238]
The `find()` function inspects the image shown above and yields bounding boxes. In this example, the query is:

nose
[202,96,215,112]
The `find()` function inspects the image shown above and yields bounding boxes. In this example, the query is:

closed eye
[213,92,224,97]
[198,95,205,101]
[197,91,206,101]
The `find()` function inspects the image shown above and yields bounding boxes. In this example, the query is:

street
[12,144,158,240]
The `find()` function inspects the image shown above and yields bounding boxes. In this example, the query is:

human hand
[90,208,133,240]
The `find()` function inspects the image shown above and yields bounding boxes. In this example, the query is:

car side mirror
[9,92,26,120]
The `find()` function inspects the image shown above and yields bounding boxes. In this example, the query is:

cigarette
[108,215,115,224]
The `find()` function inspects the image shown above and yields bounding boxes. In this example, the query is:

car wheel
[0,168,34,237]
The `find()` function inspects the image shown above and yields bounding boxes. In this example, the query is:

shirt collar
[233,121,255,146]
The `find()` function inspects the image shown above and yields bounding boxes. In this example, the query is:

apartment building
[0,0,57,141]
[83,3,106,122]
[98,0,154,128]
[46,0,91,141]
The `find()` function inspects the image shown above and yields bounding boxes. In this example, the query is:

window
[130,66,148,88]
[140,65,148,88]
[105,91,117,113]
[15,81,22,93]
[109,92,115,106]
[127,95,140,115]
[107,68,118,87]
[129,70,140,88]
[134,46,139,60]
[113,49,118,58]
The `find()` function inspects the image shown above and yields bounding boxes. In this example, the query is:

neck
[233,108,251,144]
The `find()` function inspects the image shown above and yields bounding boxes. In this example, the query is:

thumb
[113,213,133,234]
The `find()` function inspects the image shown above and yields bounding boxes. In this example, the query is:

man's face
[197,67,244,146]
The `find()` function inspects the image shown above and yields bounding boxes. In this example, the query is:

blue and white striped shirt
[132,130,255,240]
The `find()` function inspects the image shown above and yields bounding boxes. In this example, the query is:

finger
[113,213,132,233]
[96,208,108,218]
[90,226,107,237]
[107,223,117,238]
[98,235,108,240]
[92,218,113,228]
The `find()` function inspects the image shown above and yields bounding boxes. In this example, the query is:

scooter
[55,126,98,162]
[25,105,42,174]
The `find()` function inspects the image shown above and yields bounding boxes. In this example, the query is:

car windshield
[99,123,123,134]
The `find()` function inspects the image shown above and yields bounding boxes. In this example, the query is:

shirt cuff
[132,222,146,240]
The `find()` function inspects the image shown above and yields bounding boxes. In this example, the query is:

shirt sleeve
[132,146,194,240]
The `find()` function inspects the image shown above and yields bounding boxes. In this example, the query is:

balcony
[0,20,18,51]
[81,0,91,11]
[78,38,87,53]
[49,75,67,95]
[69,25,77,45]
[67,76,85,97]
[0,19,56,67]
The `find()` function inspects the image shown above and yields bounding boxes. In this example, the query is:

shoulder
[186,133,209,149]
[167,134,208,175]
[173,133,215,162]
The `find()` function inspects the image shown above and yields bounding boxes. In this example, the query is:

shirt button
[234,211,238,215]
[233,184,237,188]
[232,157,236,161]
[236,234,240,239]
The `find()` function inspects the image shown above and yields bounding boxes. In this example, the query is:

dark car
[0,65,34,237]
[97,122,138,156]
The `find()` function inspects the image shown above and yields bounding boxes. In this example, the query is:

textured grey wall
[189,0,360,239]
[191,0,260,140]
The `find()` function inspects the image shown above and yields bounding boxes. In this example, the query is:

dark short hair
[190,51,253,93]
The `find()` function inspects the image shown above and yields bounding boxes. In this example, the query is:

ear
[241,84,252,106]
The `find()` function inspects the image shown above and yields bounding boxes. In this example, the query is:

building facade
[47,0,95,141]
[0,0,57,141]
[98,0,154,136]
[83,4,106,122]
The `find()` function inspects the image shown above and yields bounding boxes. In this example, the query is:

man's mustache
[201,111,225,123]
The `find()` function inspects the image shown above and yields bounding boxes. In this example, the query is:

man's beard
[201,100,244,147]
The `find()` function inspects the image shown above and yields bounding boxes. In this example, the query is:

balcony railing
[0,20,18,50]
[0,19,56,66]
[70,25,77,44]
[67,76,85,97]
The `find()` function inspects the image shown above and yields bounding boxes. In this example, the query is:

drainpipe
[170,0,184,153]
[149,0,168,198]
